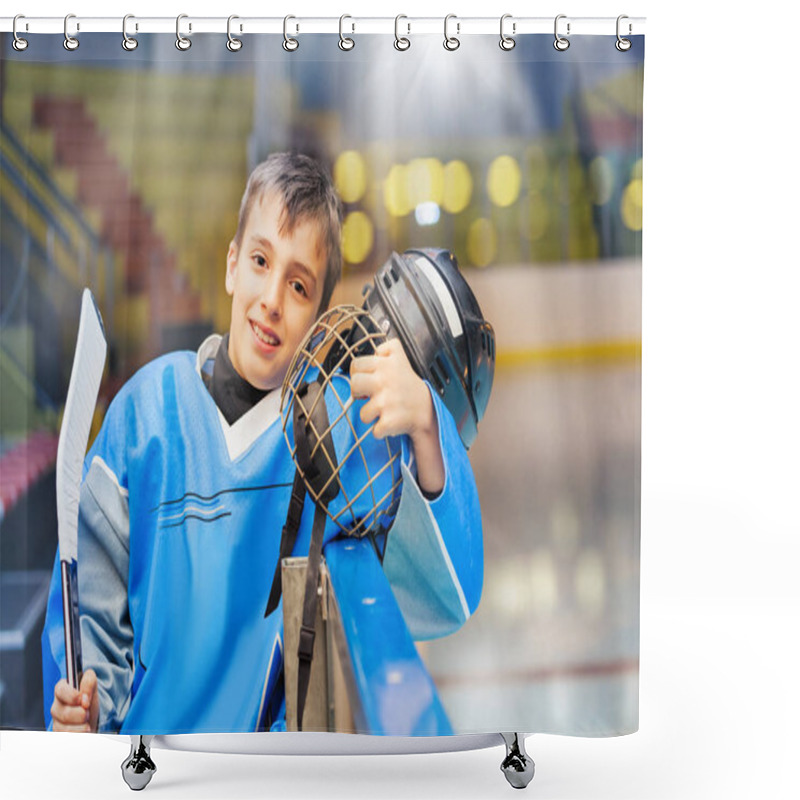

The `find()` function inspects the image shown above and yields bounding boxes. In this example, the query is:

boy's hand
[51,669,99,732]
[350,339,445,495]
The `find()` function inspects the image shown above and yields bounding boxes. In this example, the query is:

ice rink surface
[426,360,641,735]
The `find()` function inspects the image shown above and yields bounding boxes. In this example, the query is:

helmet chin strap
[295,502,328,730]
[268,377,340,731]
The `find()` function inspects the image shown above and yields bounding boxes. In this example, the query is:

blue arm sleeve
[382,384,483,640]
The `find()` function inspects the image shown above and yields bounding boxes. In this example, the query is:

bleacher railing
[0,120,115,332]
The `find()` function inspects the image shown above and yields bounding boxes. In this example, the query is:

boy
[43,152,482,733]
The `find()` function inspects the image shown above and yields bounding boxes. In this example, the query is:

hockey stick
[56,289,107,690]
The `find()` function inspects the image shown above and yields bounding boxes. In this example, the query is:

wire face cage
[280,305,403,538]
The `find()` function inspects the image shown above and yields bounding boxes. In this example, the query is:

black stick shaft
[61,559,83,690]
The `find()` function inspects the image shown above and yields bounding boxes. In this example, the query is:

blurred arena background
[0,33,642,732]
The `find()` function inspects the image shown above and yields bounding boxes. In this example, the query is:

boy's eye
[253,254,267,268]
[291,280,307,297]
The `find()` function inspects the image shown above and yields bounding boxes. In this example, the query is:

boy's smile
[225,192,327,391]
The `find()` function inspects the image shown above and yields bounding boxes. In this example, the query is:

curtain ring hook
[12,15,29,51]
[283,15,299,51]
[64,14,80,51]
[122,14,138,51]
[175,14,192,50]
[394,15,410,51]
[227,15,243,51]
[339,14,355,51]
[444,14,460,51]
[499,14,516,51]
[554,14,570,51]
[616,15,632,51]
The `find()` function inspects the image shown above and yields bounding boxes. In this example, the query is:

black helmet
[361,248,495,449]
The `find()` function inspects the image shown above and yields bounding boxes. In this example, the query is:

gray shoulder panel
[79,457,133,731]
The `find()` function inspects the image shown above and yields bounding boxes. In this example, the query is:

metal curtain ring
[394,15,410,51]
[616,15,632,51]
[500,14,516,50]
[339,15,355,50]
[12,15,29,51]
[554,14,570,51]
[283,15,299,51]
[444,14,460,51]
[176,14,191,50]
[122,15,138,51]
[64,14,79,51]
[227,15,243,51]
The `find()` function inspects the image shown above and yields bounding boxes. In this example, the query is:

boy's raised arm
[349,340,483,640]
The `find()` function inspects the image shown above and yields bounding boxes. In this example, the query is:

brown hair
[234,152,343,312]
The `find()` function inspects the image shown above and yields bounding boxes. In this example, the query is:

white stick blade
[56,289,107,562]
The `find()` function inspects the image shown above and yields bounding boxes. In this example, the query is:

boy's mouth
[250,320,280,348]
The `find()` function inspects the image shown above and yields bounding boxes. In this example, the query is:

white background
[2,1,798,798]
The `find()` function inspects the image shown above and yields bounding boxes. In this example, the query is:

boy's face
[225,192,327,391]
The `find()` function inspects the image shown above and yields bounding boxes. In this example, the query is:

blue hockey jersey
[41,335,483,734]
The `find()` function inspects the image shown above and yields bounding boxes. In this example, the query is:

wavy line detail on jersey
[159,504,226,524]
[149,482,293,512]
[160,512,233,529]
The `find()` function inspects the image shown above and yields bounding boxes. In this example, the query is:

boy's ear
[225,240,238,296]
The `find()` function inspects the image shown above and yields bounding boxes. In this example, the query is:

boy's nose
[261,280,283,319]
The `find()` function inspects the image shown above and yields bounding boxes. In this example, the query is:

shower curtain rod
[1,16,646,36]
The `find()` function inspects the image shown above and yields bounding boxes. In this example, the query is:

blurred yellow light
[407,157,444,207]
[631,157,643,180]
[466,217,496,267]
[589,156,614,205]
[426,158,445,203]
[487,155,522,208]
[334,150,367,204]
[621,179,643,231]
[342,211,374,264]
[442,160,473,214]
[383,164,411,217]
[523,193,550,242]
[526,144,549,193]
